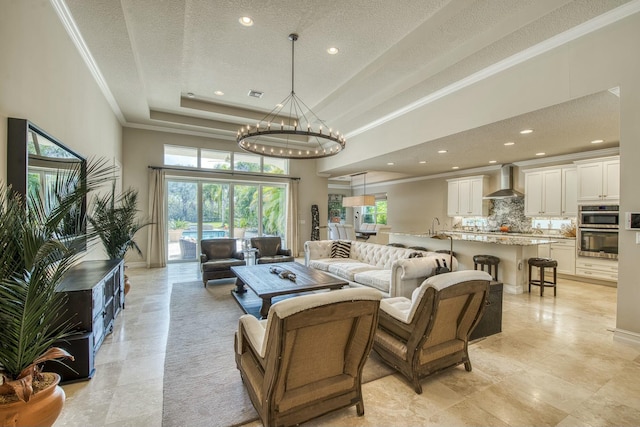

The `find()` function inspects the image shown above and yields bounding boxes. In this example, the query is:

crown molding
[51,0,125,124]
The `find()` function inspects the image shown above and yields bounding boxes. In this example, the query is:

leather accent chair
[235,287,382,427]
[372,270,491,394]
[250,236,294,264]
[200,238,245,286]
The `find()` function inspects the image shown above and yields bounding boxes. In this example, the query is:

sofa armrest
[278,248,292,256]
[390,257,438,298]
[200,254,208,263]
[236,315,268,358]
[233,251,245,260]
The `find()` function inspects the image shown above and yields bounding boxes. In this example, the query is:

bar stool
[528,257,558,296]
[473,255,500,281]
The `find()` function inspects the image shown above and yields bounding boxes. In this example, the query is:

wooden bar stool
[528,257,558,296]
[473,255,500,281]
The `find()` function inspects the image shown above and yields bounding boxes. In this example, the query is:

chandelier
[237,33,346,159]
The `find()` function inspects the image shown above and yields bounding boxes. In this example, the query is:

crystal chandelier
[237,33,346,159]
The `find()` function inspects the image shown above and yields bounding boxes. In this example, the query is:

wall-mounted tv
[7,118,87,251]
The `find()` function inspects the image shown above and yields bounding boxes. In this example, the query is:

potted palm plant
[88,184,152,293]
[0,160,113,426]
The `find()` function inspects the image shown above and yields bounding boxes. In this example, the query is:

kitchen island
[388,231,559,294]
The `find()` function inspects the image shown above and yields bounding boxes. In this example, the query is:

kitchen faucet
[430,217,440,235]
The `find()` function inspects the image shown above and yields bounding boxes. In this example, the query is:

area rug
[162,280,395,427]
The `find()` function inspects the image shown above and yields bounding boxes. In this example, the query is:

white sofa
[304,240,458,298]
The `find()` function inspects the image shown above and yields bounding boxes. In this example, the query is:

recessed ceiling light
[327,47,339,55]
[520,129,534,134]
[591,139,604,144]
[419,160,426,164]
[387,162,394,166]
[536,152,546,156]
[214,90,224,96]
[489,160,497,164]
[239,16,254,26]
[452,166,459,170]
[248,89,263,98]
[186,92,195,98]
[275,103,283,108]
[504,142,515,146]
[438,150,447,154]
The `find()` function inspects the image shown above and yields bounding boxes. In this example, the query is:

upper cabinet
[447,176,487,217]
[575,156,620,203]
[524,166,576,217]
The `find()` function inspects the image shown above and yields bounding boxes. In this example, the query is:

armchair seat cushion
[202,258,246,272]
[256,255,295,264]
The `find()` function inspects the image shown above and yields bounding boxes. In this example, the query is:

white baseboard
[612,328,640,347]
[125,261,147,269]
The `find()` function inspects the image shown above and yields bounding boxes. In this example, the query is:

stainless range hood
[483,164,524,199]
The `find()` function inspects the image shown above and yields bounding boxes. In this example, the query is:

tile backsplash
[487,198,531,233]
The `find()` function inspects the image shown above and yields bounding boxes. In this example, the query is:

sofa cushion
[328,262,379,281]
[353,269,391,293]
[331,240,351,258]
[308,258,360,272]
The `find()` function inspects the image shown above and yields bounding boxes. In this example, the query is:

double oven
[577,205,619,259]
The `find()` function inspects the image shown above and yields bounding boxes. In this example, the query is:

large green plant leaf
[88,183,152,260]
[0,159,116,400]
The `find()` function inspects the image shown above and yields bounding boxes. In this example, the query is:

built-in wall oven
[577,205,619,259]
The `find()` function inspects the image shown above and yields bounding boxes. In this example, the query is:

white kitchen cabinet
[535,239,576,278]
[447,176,487,217]
[550,239,576,275]
[561,167,577,216]
[524,169,562,216]
[575,156,620,203]
[575,256,618,282]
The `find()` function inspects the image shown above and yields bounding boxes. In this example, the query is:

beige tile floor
[54,263,640,427]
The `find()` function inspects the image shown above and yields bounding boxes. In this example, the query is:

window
[201,149,230,170]
[163,145,288,175]
[362,199,387,224]
[234,153,261,172]
[164,145,198,167]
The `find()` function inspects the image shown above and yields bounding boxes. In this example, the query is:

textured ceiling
[62,0,630,182]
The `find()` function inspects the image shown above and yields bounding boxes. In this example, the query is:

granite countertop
[388,231,565,246]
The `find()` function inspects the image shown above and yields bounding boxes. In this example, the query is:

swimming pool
[181,230,227,239]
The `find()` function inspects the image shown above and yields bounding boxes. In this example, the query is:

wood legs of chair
[412,376,423,395]
[464,360,472,372]
[356,401,364,416]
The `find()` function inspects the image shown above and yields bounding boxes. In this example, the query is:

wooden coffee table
[231,262,348,318]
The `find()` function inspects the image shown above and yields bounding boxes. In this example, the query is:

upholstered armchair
[200,238,245,286]
[250,236,294,264]
[372,270,491,394]
[235,287,381,427]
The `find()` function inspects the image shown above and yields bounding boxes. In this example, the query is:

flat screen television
[7,118,87,251]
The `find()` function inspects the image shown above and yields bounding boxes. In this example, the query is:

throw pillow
[331,240,351,258]
[407,252,424,258]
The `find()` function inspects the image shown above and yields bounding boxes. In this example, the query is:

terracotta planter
[0,373,65,427]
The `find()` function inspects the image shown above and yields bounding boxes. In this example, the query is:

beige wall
[328,13,640,338]
[122,127,329,259]
[0,0,122,260]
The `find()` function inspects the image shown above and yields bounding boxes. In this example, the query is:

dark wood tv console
[46,259,125,382]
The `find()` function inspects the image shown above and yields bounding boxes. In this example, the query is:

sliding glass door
[166,178,287,262]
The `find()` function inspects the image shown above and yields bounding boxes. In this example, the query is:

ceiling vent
[248,90,264,98]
